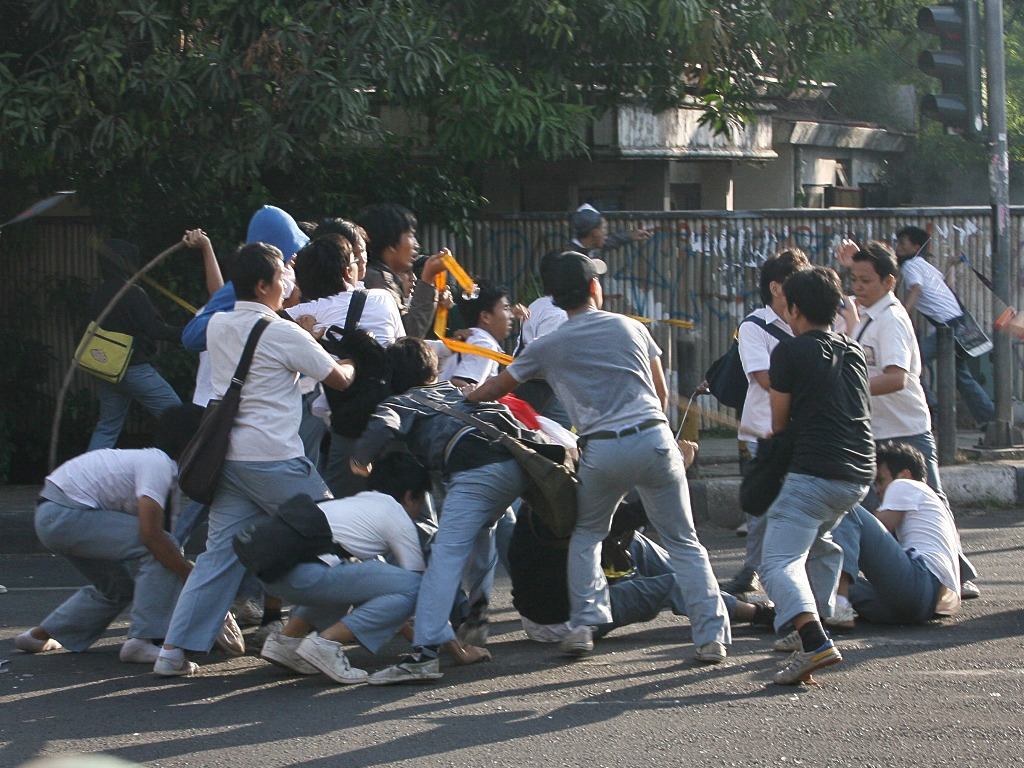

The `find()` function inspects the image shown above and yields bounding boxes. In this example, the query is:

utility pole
[982,0,1015,447]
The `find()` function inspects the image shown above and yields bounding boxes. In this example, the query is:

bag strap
[407,390,508,443]
[228,317,272,391]
[343,290,368,336]
[743,314,791,344]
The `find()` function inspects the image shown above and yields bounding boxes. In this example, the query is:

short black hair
[355,204,416,263]
[875,441,928,483]
[297,221,318,237]
[367,452,432,503]
[783,266,843,326]
[539,251,562,295]
[759,249,810,306]
[456,280,507,328]
[232,242,282,300]
[313,218,369,252]
[293,234,352,301]
[851,240,899,281]
[154,404,204,461]
[387,337,438,393]
[896,225,929,248]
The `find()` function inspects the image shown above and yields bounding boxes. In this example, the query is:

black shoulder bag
[178,317,271,504]
[407,391,579,538]
[739,341,844,516]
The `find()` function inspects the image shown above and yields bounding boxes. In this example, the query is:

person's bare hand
[438,287,454,310]
[349,458,371,477]
[421,251,447,283]
[182,229,211,250]
[511,303,530,322]
[677,439,699,468]
[835,238,859,268]
[450,643,491,665]
[295,315,325,339]
[451,328,472,342]
[631,228,653,243]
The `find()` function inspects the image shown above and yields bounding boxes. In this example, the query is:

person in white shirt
[830,442,961,626]
[894,225,994,426]
[16,406,201,665]
[312,218,370,288]
[155,242,357,677]
[257,453,470,684]
[440,281,513,391]
[721,250,807,596]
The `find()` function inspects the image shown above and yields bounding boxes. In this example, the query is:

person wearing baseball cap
[468,251,731,664]
[567,204,651,259]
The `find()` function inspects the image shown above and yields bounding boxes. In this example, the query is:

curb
[689,463,1024,528]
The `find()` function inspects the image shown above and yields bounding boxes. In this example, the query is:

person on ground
[154,242,357,677]
[759,266,874,685]
[822,442,961,631]
[721,249,808,597]
[894,225,994,427]
[349,337,531,684]
[17,406,201,664]
[86,239,183,451]
[468,251,731,664]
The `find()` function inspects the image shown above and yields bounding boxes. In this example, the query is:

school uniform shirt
[851,292,931,440]
[440,327,502,384]
[318,491,426,572]
[738,307,793,443]
[518,296,568,349]
[900,256,962,324]
[42,448,176,515]
[878,478,961,614]
[285,289,404,347]
[507,308,665,437]
[208,301,337,462]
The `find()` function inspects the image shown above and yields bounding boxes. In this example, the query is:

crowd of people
[14,204,979,687]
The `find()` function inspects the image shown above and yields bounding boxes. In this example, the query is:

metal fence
[421,208,1023,428]
[5,208,1023,436]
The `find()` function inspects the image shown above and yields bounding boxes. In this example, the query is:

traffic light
[917,0,984,137]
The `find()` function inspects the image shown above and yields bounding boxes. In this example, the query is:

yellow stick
[140,275,198,315]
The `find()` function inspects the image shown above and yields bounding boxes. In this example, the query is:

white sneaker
[0,584,7,594]
[15,630,62,653]
[231,598,264,627]
[694,641,727,664]
[248,619,284,652]
[153,653,198,677]
[296,634,368,684]
[367,655,443,686]
[120,638,161,664]
[215,612,246,656]
[773,630,802,653]
[261,632,320,675]
[456,621,489,648]
[559,626,594,656]
[823,602,857,630]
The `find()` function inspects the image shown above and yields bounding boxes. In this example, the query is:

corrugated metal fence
[4,208,1023,436]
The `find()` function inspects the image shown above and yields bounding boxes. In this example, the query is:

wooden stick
[48,241,186,471]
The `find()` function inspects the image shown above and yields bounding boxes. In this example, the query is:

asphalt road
[1,510,1023,768]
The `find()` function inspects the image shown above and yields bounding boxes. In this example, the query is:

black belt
[578,419,664,449]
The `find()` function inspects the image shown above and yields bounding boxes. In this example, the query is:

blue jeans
[88,363,181,451]
[298,386,328,471]
[571,425,730,647]
[412,460,527,647]
[740,440,766,576]
[323,430,369,499]
[920,331,995,424]
[831,505,942,624]
[34,501,184,651]
[164,457,330,652]
[598,533,739,637]
[264,560,421,654]
[760,473,868,632]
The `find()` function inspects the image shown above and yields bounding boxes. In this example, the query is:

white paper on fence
[536,416,578,449]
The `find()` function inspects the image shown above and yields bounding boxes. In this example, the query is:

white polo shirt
[208,301,337,462]
[44,448,177,516]
[440,327,503,384]
[852,292,931,440]
[286,289,404,347]
[318,491,425,572]
[519,296,568,348]
[900,256,962,324]
[738,307,793,442]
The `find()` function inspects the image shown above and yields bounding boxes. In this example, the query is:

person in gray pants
[15,406,200,665]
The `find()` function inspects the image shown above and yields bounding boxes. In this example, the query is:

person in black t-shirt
[760,266,874,685]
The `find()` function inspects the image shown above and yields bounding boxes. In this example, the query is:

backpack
[232,494,351,583]
[317,290,393,438]
[704,314,790,409]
